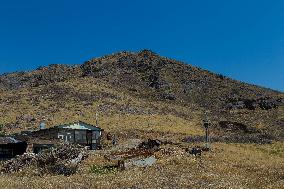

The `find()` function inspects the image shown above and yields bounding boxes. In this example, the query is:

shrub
[90,165,118,175]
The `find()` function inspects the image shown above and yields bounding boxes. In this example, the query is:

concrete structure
[0,137,27,160]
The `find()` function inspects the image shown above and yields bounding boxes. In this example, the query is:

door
[65,133,73,143]
[86,130,92,147]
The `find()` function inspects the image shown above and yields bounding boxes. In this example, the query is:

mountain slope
[0,50,283,141]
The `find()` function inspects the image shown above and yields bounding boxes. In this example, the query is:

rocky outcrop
[0,64,81,90]
[226,97,283,110]
[218,121,252,133]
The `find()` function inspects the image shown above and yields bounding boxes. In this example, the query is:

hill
[0,50,283,141]
[0,50,284,189]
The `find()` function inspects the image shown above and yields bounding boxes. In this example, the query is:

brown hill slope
[0,50,283,141]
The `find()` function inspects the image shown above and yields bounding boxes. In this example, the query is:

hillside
[0,50,283,141]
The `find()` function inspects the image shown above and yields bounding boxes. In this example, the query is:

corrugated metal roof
[0,137,21,144]
[56,121,103,131]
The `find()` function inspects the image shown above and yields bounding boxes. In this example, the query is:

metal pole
[205,126,210,149]
[203,116,211,150]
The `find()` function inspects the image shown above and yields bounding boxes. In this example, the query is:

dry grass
[0,77,283,188]
[0,142,283,189]
[99,114,203,135]
[0,77,203,135]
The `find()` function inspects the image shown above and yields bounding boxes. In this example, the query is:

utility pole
[95,112,99,126]
[203,114,211,150]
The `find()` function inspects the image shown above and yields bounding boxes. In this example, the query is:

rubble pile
[0,144,88,176]
[36,144,88,176]
[0,153,37,173]
[158,147,185,157]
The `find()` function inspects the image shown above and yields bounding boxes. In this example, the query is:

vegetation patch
[90,164,118,175]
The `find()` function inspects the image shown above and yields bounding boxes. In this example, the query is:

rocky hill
[0,50,283,142]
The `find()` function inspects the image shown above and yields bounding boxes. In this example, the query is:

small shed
[30,121,103,150]
[0,137,27,160]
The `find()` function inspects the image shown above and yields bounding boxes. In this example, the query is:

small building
[27,121,103,150]
[0,137,27,160]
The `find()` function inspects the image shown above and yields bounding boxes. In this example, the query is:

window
[74,130,87,143]
[58,134,64,140]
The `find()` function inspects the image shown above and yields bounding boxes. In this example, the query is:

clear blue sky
[0,0,283,92]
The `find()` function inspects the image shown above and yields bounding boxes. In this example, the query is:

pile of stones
[0,144,88,176]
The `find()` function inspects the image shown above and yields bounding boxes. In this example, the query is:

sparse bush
[216,73,226,79]
[90,165,118,175]
[44,162,78,176]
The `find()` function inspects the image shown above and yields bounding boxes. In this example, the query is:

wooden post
[118,160,125,170]
[205,125,209,149]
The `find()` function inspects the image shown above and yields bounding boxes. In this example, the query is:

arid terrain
[0,50,283,189]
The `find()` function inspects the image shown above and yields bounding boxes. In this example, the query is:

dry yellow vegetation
[0,141,283,189]
[0,53,283,189]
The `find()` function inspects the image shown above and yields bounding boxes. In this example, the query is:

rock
[124,156,156,168]
[161,93,176,100]
[226,97,283,110]
[218,121,251,133]
[138,139,161,151]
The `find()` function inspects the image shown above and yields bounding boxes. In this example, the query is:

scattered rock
[226,97,283,110]
[161,93,176,100]
[138,139,161,151]
[183,133,273,144]
[218,121,251,133]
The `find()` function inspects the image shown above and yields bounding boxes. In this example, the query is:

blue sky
[0,0,283,92]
